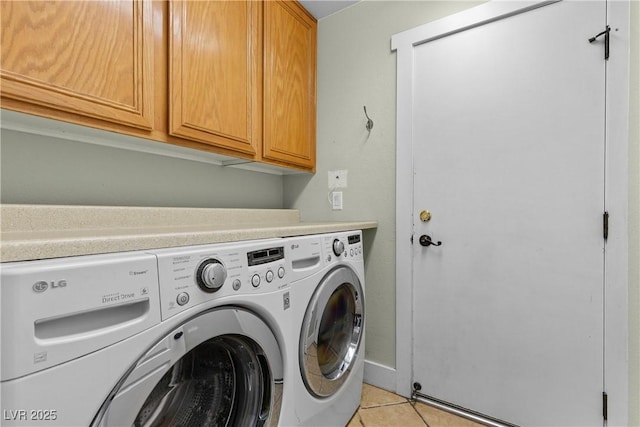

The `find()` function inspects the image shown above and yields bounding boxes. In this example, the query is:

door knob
[419,235,442,247]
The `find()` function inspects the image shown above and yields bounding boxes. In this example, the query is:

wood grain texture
[263,0,317,171]
[1,0,154,129]
[0,1,259,163]
[1,0,316,172]
[169,0,260,155]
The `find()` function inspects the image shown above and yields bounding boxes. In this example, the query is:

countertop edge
[1,221,378,262]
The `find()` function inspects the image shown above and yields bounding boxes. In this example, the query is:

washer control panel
[151,239,287,320]
[247,246,285,289]
[196,259,227,292]
[332,239,345,256]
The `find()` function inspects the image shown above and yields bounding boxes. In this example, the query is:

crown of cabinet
[0,0,317,173]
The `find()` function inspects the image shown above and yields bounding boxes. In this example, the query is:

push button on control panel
[251,274,261,288]
[266,270,274,283]
[176,292,190,306]
[278,266,285,279]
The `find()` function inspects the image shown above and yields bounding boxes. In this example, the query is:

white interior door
[411,1,606,425]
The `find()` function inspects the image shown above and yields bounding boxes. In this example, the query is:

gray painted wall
[283,1,639,423]
[1,129,284,208]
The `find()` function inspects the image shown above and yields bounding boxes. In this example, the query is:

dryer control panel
[323,231,363,263]
[151,239,288,320]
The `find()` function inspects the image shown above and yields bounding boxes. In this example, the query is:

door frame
[392,1,629,425]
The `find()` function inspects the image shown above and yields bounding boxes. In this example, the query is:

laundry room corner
[1,0,637,424]
[282,0,484,392]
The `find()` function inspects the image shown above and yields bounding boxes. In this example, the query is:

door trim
[392,1,629,425]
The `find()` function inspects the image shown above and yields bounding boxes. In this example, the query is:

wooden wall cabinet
[1,0,317,173]
[0,1,154,130]
[263,0,317,171]
[169,1,261,157]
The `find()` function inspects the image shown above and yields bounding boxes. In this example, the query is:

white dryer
[280,231,365,427]
[1,238,294,426]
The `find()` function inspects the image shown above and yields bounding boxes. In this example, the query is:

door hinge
[589,25,611,60]
[603,392,608,421]
[603,211,609,240]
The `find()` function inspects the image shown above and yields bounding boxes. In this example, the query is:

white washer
[280,231,365,427]
[1,238,294,426]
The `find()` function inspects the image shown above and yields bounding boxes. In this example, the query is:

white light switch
[331,191,343,210]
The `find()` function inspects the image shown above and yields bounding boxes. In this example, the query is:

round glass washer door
[299,266,364,398]
[92,308,283,427]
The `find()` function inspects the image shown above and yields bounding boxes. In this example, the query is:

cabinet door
[169,0,261,156]
[263,0,316,171]
[0,1,154,130]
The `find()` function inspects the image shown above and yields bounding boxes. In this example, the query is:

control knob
[332,239,345,256]
[196,259,227,292]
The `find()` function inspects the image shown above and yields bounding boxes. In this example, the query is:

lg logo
[32,280,67,293]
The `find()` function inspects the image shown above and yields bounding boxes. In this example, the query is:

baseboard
[363,359,398,394]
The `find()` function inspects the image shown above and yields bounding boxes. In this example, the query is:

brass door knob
[419,210,431,222]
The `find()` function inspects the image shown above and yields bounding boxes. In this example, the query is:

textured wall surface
[0,129,284,208]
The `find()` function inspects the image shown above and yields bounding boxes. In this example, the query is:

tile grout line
[358,384,486,427]
[360,399,412,410]
[351,410,364,427]
[357,400,431,427]
[410,399,431,427]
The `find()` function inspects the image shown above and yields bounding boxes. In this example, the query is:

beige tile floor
[348,384,484,427]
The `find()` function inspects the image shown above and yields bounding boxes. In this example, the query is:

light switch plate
[331,191,343,210]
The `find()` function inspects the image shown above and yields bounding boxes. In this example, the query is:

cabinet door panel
[170,0,260,155]
[0,1,154,130]
[263,0,316,171]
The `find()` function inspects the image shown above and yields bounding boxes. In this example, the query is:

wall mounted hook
[363,106,374,132]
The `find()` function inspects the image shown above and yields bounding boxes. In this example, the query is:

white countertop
[0,205,377,262]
